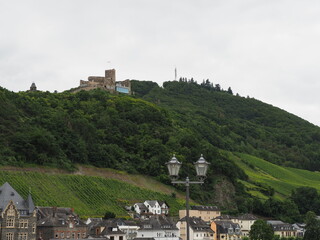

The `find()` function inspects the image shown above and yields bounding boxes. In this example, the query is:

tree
[304,211,320,240]
[291,187,320,214]
[249,219,274,240]
[103,211,116,219]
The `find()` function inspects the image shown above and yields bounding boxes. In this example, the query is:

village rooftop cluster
[0,182,305,240]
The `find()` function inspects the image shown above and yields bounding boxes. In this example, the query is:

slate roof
[267,220,295,231]
[37,207,86,228]
[179,217,214,233]
[190,205,219,211]
[158,201,169,208]
[215,214,257,221]
[87,219,127,237]
[236,214,258,220]
[214,221,241,234]
[145,201,158,207]
[0,182,35,214]
[37,207,75,219]
[136,203,148,211]
[134,238,155,240]
[138,216,178,231]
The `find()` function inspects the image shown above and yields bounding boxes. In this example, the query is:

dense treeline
[132,80,320,171]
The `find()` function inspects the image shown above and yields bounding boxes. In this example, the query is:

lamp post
[166,154,210,240]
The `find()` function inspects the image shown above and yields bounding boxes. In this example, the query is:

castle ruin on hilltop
[73,69,131,94]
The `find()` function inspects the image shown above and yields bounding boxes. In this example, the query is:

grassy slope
[232,153,320,200]
[0,166,185,218]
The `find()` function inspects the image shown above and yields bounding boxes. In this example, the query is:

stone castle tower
[76,69,131,94]
[30,82,37,91]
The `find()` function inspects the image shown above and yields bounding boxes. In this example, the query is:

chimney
[53,207,57,217]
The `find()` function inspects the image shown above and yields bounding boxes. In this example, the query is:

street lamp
[166,154,210,240]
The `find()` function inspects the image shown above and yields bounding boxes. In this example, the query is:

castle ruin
[74,69,131,94]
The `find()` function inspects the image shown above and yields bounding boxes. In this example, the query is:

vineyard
[0,170,185,218]
[233,153,320,200]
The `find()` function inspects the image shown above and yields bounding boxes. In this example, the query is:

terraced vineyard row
[0,170,184,218]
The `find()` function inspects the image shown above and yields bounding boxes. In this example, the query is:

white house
[159,201,169,215]
[133,200,169,216]
[144,201,162,215]
[136,216,179,240]
[134,203,149,215]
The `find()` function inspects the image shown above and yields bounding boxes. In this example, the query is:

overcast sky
[1,0,320,126]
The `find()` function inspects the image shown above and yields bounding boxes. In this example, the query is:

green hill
[2,79,320,220]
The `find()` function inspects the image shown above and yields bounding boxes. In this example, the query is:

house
[87,219,127,240]
[0,182,37,240]
[214,214,257,238]
[133,201,169,217]
[267,220,298,238]
[210,220,241,240]
[143,201,161,215]
[36,207,87,240]
[134,203,149,215]
[179,206,221,222]
[177,216,214,240]
[159,202,169,215]
[136,215,179,240]
[292,223,305,238]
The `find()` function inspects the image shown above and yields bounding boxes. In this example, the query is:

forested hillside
[1,80,320,221]
[132,80,320,170]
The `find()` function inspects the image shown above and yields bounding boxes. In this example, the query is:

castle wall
[75,69,130,94]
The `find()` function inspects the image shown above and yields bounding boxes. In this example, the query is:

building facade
[179,206,221,222]
[0,182,37,240]
[214,214,257,238]
[36,207,87,240]
[177,217,214,240]
[87,218,127,240]
[136,216,179,240]
[267,220,298,238]
[211,221,241,240]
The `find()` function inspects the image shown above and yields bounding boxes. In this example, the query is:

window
[61,233,65,238]
[119,237,123,240]
[7,217,15,227]
[78,233,81,239]
[18,233,28,240]
[6,233,14,240]
[19,219,28,228]
[110,236,114,240]
[32,223,36,234]
[55,234,59,238]
[72,233,75,239]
